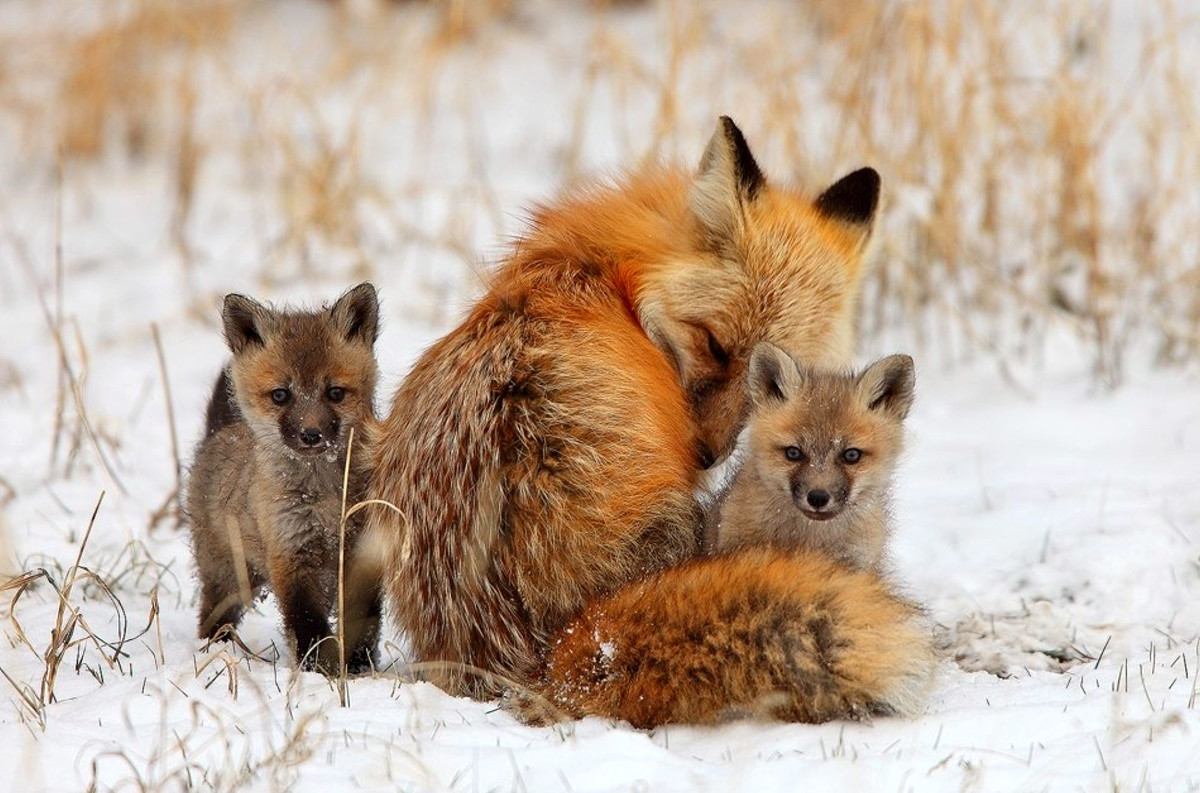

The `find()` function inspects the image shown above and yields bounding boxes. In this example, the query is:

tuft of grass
[3,493,157,708]
[57,0,233,159]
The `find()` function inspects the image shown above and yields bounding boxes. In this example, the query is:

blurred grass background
[2,0,1198,385]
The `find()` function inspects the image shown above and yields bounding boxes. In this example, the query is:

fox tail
[522,546,936,728]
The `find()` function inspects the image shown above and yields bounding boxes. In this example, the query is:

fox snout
[790,476,848,521]
[298,427,326,448]
[281,400,341,454]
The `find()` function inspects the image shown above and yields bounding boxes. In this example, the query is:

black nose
[299,428,323,446]
[806,489,831,509]
[697,444,716,470]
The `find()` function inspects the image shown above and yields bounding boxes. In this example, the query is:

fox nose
[806,489,831,509]
[299,428,323,447]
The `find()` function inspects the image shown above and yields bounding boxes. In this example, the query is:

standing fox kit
[707,344,916,571]
[186,283,381,673]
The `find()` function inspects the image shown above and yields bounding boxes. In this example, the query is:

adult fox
[359,117,919,720]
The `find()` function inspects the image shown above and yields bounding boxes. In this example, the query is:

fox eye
[784,446,804,462]
[270,388,291,405]
[842,448,863,464]
[326,386,346,403]
[705,329,730,368]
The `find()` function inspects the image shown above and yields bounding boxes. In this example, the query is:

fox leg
[340,528,384,674]
[198,576,256,640]
[268,554,336,673]
[194,519,264,641]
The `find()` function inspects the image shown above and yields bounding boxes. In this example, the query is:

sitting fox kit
[707,344,915,570]
[186,283,381,673]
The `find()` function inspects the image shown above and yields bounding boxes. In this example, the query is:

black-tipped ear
[856,354,915,420]
[747,342,802,406]
[689,116,766,239]
[705,116,765,199]
[330,282,380,346]
[222,294,272,355]
[815,167,880,228]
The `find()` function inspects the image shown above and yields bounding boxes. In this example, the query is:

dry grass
[790,0,1200,382]
[2,1,1197,379]
[599,0,1198,383]
[57,0,233,159]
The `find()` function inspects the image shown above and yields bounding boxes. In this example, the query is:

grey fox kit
[185,283,381,673]
[706,343,915,573]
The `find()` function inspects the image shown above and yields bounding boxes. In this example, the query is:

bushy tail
[365,319,541,697]
[525,546,935,728]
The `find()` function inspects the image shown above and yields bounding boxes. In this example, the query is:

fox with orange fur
[361,117,910,720]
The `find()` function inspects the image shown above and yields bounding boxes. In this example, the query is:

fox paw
[345,644,378,676]
[501,686,575,726]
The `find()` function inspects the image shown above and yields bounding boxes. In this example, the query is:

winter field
[1,1,1199,790]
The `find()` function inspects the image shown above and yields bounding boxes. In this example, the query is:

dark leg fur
[198,580,246,640]
[197,568,264,640]
[341,537,384,675]
[345,586,382,674]
[196,551,264,640]
[273,567,336,673]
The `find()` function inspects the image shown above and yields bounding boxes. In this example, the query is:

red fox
[705,344,916,572]
[365,117,883,700]
[186,283,382,673]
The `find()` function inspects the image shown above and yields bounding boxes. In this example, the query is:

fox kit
[363,116,884,701]
[186,283,381,673]
[706,344,915,571]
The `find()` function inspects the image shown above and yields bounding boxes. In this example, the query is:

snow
[2,1,1200,791]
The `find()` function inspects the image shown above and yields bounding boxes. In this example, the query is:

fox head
[639,117,880,467]
[222,283,379,458]
[741,343,914,522]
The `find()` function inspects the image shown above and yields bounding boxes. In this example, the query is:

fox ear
[330,282,380,346]
[222,294,273,355]
[856,354,915,420]
[689,116,765,241]
[747,342,803,406]
[815,167,880,251]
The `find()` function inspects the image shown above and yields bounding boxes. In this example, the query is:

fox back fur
[706,344,916,572]
[186,283,381,673]
[366,117,884,699]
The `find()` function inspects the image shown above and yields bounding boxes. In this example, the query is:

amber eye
[842,448,863,464]
[784,446,804,462]
[270,388,291,405]
[706,329,730,368]
[326,386,346,403]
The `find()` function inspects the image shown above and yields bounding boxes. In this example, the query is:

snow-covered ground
[2,1,1199,791]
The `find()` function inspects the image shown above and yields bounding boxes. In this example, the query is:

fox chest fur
[251,447,365,563]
